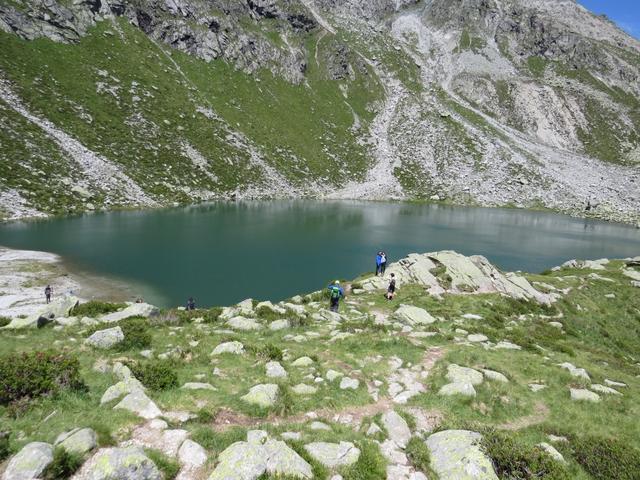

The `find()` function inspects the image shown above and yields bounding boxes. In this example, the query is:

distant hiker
[186,297,196,311]
[585,200,592,212]
[327,280,344,312]
[135,297,144,304]
[380,252,388,275]
[44,285,52,304]
[386,273,396,300]
[375,252,383,276]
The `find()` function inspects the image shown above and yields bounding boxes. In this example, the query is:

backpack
[330,286,341,299]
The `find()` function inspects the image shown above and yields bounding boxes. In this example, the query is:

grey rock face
[381,411,412,448]
[2,442,53,480]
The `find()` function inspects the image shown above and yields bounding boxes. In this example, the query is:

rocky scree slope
[0,0,638,224]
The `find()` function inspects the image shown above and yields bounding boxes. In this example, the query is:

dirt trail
[496,401,550,431]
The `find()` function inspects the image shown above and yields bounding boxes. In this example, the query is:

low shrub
[129,360,178,391]
[71,301,125,318]
[0,351,85,405]
[481,429,570,479]
[341,441,386,480]
[117,318,152,350]
[570,435,640,480]
[246,343,283,361]
[145,449,180,480]
[43,447,83,479]
[0,316,11,328]
[255,306,281,321]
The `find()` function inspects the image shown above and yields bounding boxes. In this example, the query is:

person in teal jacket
[327,280,344,312]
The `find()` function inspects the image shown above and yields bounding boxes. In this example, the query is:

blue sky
[578,0,639,38]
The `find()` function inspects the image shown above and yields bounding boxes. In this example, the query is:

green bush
[0,431,10,462]
[43,447,83,479]
[71,301,125,318]
[481,430,570,479]
[0,351,85,405]
[571,435,640,480]
[341,441,386,480]
[145,449,180,480]
[129,360,178,391]
[118,318,152,350]
[246,343,283,361]
[0,316,10,328]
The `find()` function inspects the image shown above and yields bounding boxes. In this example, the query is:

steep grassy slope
[0,0,639,224]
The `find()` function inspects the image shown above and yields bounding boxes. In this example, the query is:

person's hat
[335,280,340,285]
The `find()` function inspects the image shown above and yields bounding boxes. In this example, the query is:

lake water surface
[0,201,639,307]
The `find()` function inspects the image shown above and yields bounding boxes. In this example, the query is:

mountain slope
[0,0,638,223]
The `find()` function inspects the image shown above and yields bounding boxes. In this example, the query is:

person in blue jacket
[375,251,383,276]
[327,280,344,312]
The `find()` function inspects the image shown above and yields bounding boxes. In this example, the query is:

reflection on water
[0,201,638,307]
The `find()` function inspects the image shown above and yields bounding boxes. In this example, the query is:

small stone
[241,384,279,408]
[292,356,314,367]
[181,382,216,391]
[211,341,244,355]
[269,319,290,331]
[590,384,622,395]
[570,388,600,402]
[292,384,318,395]
[309,421,331,431]
[482,369,509,383]
[467,334,488,343]
[537,442,566,463]
[604,379,627,388]
[326,369,344,381]
[438,382,476,397]
[529,384,547,392]
[339,377,359,390]
[178,439,207,468]
[446,364,483,385]
[265,361,287,378]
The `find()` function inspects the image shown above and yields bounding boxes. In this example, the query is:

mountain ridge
[0,0,638,224]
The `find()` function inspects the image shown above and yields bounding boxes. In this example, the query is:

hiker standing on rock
[44,285,52,304]
[386,273,396,300]
[375,251,383,276]
[328,280,344,312]
[380,251,388,276]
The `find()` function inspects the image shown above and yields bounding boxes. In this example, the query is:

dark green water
[0,201,639,307]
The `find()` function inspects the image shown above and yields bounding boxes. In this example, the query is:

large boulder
[72,446,162,480]
[266,361,288,378]
[241,384,279,408]
[303,442,360,468]
[85,327,124,349]
[101,377,145,404]
[100,303,158,323]
[393,305,436,325]
[2,296,79,329]
[425,430,498,480]
[2,442,53,480]
[55,428,97,455]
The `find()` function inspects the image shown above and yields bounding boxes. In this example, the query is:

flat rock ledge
[426,430,498,480]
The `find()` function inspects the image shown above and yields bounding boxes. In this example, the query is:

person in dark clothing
[380,252,388,275]
[186,297,196,311]
[386,273,396,300]
[327,280,344,312]
[44,285,52,304]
